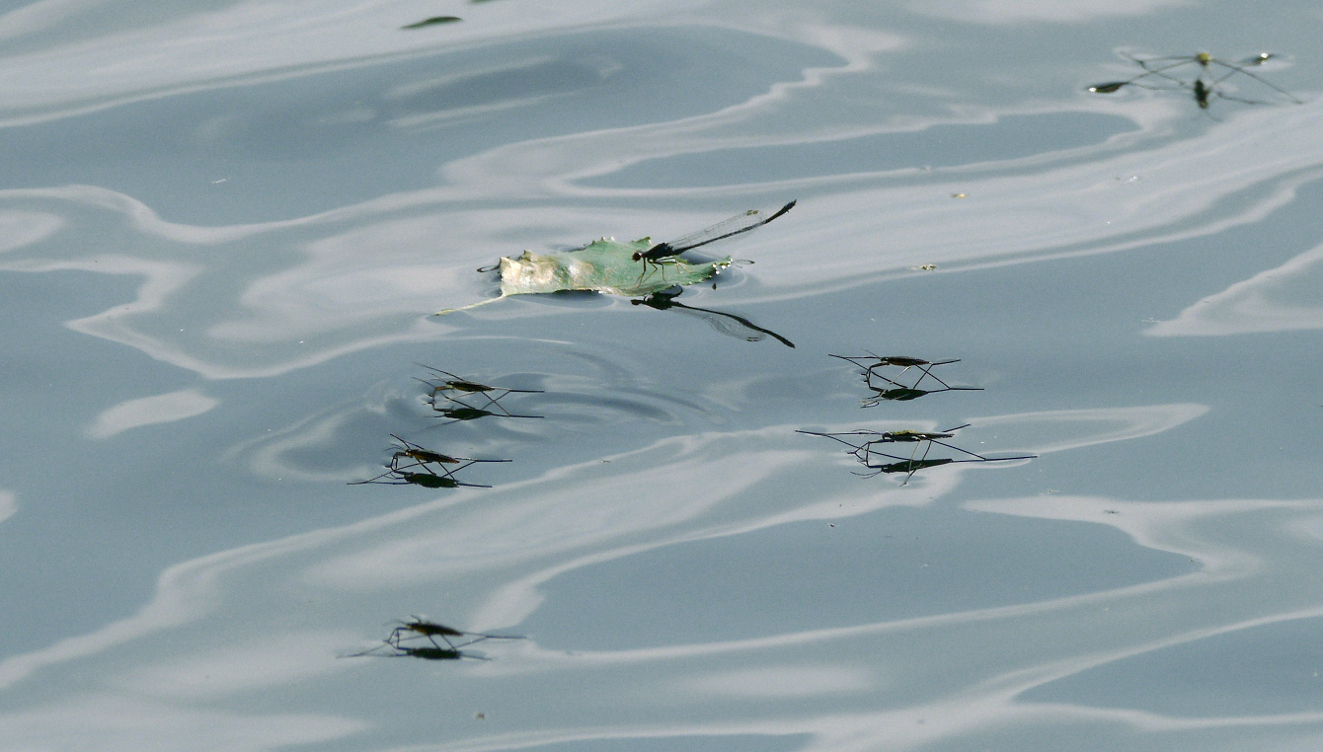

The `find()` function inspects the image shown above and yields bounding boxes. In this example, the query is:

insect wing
[662,200,796,255]
[659,210,758,254]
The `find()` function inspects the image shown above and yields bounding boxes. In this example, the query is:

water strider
[830,353,959,388]
[389,434,463,466]
[797,425,1035,484]
[388,617,525,651]
[1088,51,1301,109]
[800,425,974,472]
[350,443,511,488]
[342,618,524,660]
[829,353,982,401]
[416,366,543,411]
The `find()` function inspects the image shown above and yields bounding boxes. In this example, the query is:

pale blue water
[3,1,1323,751]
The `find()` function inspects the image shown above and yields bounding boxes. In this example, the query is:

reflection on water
[418,365,545,412]
[632,289,797,348]
[1024,613,1323,716]
[1146,239,1323,336]
[828,353,984,402]
[0,491,15,524]
[349,432,513,488]
[400,16,463,30]
[342,616,526,660]
[3,0,1323,750]
[84,389,218,439]
[797,424,1037,483]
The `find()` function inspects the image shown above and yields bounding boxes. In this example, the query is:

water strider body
[389,434,462,466]
[1088,51,1301,109]
[388,617,524,650]
[416,365,543,410]
[342,617,525,660]
[349,441,510,488]
[798,425,1034,484]
[829,353,982,401]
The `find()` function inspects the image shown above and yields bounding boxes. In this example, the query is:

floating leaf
[437,201,798,315]
[437,237,730,314]
[499,238,730,296]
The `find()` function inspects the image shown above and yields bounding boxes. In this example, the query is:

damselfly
[634,200,796,283]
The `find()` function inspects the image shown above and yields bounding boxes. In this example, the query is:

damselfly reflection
[797,425,1035,484]
[1088,51,1301,109]
[830,353,981,402]
[350,437,510,488]
[632,288,795,348]
[634,200,795,284]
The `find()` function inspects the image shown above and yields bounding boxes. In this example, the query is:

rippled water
[3,1,1323,750]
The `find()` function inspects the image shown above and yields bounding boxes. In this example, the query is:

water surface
[3,1,1323,750]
